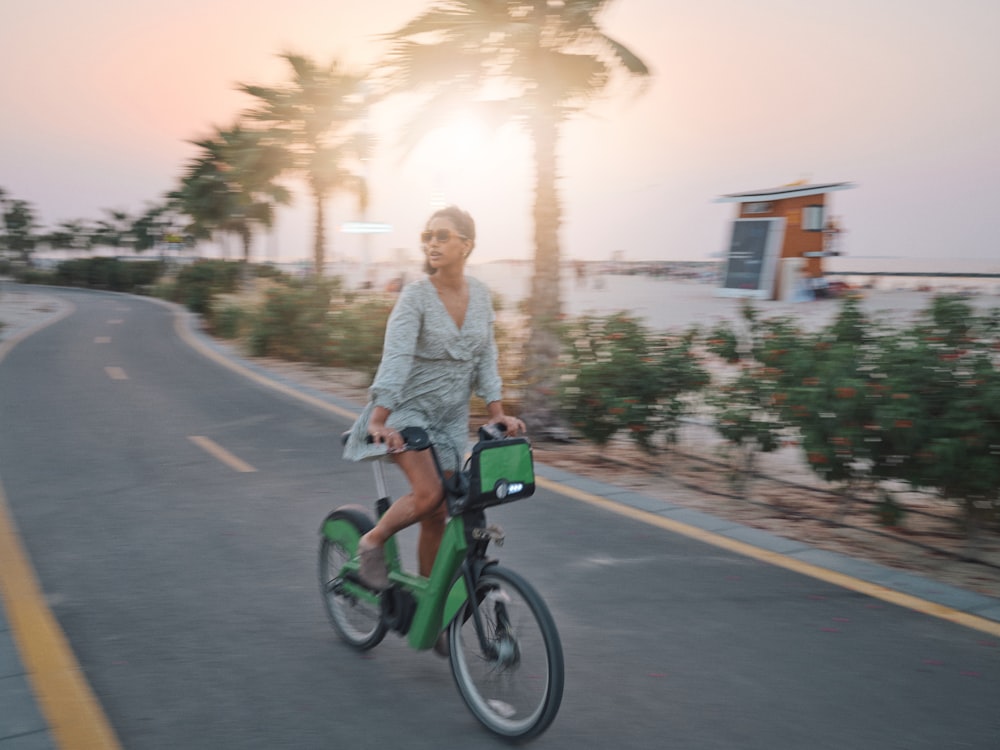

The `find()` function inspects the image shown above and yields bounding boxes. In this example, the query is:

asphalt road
[1,288,998,749]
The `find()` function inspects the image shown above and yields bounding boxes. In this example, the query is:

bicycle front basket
[464,437,535,512]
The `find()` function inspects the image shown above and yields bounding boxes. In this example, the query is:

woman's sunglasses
[420,228,468,245]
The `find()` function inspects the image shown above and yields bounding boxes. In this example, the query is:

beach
[344,259,1000,332]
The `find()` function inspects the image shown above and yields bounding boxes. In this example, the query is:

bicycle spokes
[450,567,563,739]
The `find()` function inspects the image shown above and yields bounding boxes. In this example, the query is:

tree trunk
[239,227,253,288]
[312,186,327,277]
[520,109,567,438]
[240,227,252,264]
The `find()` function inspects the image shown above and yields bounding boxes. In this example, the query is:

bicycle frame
[320,455,491,652]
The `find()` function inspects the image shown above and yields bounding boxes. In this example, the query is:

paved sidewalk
[0,598,56,750]
[1,286,998,749]
[1,283,63,750]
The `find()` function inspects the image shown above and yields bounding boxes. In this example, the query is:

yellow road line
[188,435,257,473]
[0,476,123,750]
[104,366,128,380]
[94,336,111,344]
[537,477,1000,638]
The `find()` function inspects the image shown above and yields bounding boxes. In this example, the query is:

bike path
[0,286,998,750]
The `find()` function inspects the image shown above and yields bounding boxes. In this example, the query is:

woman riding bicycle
[342,205,525,590]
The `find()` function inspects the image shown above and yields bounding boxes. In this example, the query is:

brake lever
[478,423,507,441]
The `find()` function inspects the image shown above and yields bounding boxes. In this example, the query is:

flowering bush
[557,312,708,452]
[706,294,1000,539]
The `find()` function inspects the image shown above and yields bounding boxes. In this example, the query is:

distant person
[342,205,525,592]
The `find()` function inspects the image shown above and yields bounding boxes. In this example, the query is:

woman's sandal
[356,542,390,590]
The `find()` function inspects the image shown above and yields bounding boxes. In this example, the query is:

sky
[2,0,998,268]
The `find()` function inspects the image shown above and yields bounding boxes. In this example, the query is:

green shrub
[228,275,391,376]
[172,260,241,314]
[126,260,166,291]
[246,278,340,363]
[874,295,1000,537]
[253,263,287,280]
[710,295,1000,542]
[704,303,808,489]
[210,304,247,340]
[42,258,166,293]
[558,312,708,452]
[13,266,57,285]
[326,297,394,377]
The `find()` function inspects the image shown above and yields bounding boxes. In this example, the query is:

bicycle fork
[460,559,517,665]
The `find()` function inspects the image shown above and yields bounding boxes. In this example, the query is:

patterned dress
[342,276,503,471]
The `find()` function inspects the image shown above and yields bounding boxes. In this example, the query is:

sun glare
[435,112,489,157]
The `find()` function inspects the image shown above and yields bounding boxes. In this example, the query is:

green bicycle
[318,425,564,741]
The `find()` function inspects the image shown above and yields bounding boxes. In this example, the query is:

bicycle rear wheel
[449,565,564,740]
[318,509,386,650]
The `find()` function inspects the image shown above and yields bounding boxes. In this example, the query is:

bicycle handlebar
[361,425,432,450]
[361,423,514,450]
[478,423,508,441]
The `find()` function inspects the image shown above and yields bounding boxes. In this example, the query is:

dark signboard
[717,218,785,299]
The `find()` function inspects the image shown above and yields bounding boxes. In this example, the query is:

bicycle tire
[449,565,564,740]
[318,509,387,650]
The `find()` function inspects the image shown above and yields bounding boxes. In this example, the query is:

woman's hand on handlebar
[367,423,405,453]
[485,414,526,438]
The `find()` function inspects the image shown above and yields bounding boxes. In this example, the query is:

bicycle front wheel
[318,509,386,650]
[449,565,564,741]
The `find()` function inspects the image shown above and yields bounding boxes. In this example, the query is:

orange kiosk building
[715,181,853,300]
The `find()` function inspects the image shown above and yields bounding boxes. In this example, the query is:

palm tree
[127,201,187,255]
[93,209,134,254]
[2,197,40,264]
[381,0,650,430]
[46,219,94,255]
[173,123,291,263]
[239,52,369,276]
[130,204,168,254]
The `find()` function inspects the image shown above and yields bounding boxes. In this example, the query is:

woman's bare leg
[359,449,445,578]
[417,501,448,577]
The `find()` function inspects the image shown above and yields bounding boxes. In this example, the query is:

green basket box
[454,437,535,513]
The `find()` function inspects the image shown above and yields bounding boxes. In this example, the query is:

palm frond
[597,32,651,77]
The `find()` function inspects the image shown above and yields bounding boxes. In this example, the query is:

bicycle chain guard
[381,586,417,634]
